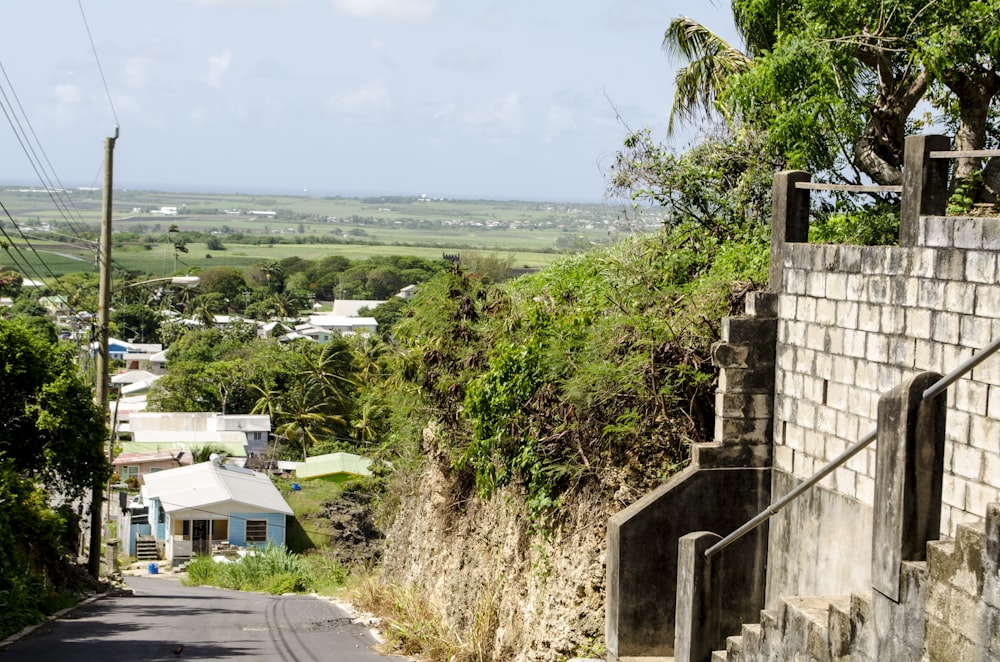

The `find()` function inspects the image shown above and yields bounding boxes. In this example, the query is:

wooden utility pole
[88,127,117,579]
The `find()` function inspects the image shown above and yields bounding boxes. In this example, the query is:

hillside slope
[365,227,768,660]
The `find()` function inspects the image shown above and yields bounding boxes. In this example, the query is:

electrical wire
[0,198,90,311]
[77,0,119,129]
[0,61,92,238]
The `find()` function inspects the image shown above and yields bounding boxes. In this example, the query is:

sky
[0,1,738,203]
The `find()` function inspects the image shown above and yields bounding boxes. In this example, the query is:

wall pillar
[768,170,810,293]
[704,292,778,468]
[872,371,946,659]
[900,134,951,247]
[675,531,723,662]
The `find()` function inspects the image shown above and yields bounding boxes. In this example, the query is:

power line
[77,0,119,129]
[0,76,93,240]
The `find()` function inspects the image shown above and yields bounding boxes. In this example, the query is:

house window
[120,466,139,480]
[246,519,267,543]
[148,467,164,474]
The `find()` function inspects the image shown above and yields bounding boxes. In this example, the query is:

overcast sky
[0,1,737,202]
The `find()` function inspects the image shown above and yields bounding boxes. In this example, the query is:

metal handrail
[705,332,1000,559]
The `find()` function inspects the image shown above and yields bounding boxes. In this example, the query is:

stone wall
[769,214,1000,605]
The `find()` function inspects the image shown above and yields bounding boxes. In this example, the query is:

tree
[662,16,753,133]
[0,319,109,497]
[196,267,248,305]
[367,297,410,340]
[111,303,163,344]
[664,0,1000,187]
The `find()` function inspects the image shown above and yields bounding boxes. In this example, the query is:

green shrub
[184,545,313,594]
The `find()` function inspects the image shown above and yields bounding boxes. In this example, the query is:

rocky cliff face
[381,456,611,661]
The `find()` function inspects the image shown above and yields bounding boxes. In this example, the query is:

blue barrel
[148,562,158,575]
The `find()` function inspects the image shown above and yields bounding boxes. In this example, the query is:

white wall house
[123,412,272,458]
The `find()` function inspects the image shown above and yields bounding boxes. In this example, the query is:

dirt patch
[320,491,384,568]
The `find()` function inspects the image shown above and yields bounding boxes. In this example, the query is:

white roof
[142,460,292,515]
[331,300,385,317]
[111,369,159,385]
[308,314,378,328]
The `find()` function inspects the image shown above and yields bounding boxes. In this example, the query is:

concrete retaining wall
[770,215,1000,603]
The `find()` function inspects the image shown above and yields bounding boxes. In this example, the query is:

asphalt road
[2,575,407,662]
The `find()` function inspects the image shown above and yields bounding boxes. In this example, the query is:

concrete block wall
[769,215,1000,603]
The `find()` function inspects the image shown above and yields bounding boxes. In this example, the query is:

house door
[192,519,209,555]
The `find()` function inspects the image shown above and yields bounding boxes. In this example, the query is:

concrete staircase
[135,535,158,561]
[710,593,870,661]
[703,518,996,662]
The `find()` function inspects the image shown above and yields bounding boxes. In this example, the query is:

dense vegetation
[0,318,109,640]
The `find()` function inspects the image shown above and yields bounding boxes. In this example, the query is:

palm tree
[273,380,347,459]
[299,341,357,409]
[663,16,753,134]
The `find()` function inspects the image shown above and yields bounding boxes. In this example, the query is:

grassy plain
[2,187,638,278]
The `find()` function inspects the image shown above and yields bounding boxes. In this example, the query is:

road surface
[2,575,406,662]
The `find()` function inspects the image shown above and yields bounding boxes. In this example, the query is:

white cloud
[325,82,391,115]
[460,92,523,133]
[434,102,456,120]
[124,57,149,89]
[54,84,82,106]
[204,51,233,88]
[544,103,577,142]
[113,94,142,115]
[332,0,436,21]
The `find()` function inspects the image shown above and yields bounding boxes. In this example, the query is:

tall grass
[351,574,505,662]
[183,544,312,595]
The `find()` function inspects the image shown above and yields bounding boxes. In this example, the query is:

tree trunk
[853,53,927,185]
[944,69,1000,187]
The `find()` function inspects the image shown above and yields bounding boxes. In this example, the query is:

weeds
[352,576,464,661]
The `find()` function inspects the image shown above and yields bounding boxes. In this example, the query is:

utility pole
[89,127,117,579]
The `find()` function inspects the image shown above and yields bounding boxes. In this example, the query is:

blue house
[140,456,293,563]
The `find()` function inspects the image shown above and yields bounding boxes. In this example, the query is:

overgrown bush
[378,220,769,524]
[0,467,91,640]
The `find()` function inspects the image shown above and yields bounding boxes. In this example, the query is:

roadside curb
[0,582,133,651]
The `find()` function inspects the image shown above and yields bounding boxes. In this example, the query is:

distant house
[38,295,70,316]
[331,299,385,317]
[149,349,169,374]
[307,314,378,336]
[140,457,293,562]
[93,338,163,362]
[112,448,192,487]
[259,321,294,339]
[122,412,272,459]
[397,284,418,300]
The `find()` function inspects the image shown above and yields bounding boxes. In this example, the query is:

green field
[1,187,644,279]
